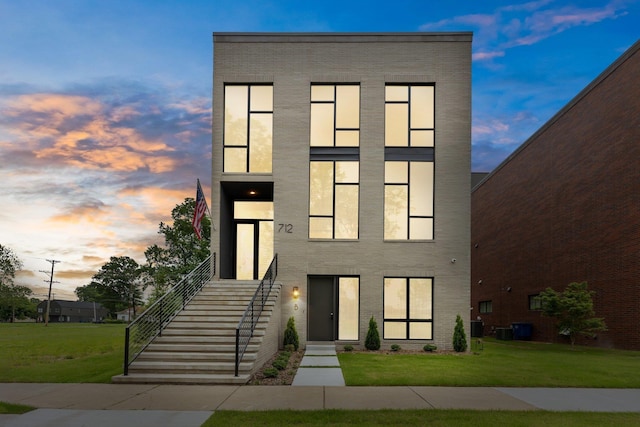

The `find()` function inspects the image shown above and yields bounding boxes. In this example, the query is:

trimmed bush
[343,344,354,352]
[283,316,300,351]
[453,314,468,352]
[390,344,401,352]
[365,317,381,350]
[423,344,437,352]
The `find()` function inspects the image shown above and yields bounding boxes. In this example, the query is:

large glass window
[224,85,273,173]
[311,85,359,147]
[384,84,435,240]
[309,84,360,239]
[338,277,359,340]
[384,277,433,340]
[309,161,359,239]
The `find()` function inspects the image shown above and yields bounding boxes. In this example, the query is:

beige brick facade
[212,33,471,350]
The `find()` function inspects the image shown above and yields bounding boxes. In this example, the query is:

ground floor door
[308,276,335,341]
[308,276,360,342]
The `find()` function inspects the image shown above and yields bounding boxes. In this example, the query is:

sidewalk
[1,383,640,426]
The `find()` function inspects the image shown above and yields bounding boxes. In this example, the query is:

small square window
[479,300,492,314]
[529,295,542,311]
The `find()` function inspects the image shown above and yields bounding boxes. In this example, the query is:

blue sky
[0,0,637,297]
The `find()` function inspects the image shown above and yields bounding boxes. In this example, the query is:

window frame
[479,300,493,314]
[383,83,435,241]
[383,277,434,340]
[223,83,273,173]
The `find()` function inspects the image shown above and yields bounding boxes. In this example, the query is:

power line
[39,259,61,327]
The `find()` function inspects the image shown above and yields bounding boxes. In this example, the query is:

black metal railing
[123,254,215,375]
[234,254,278,376]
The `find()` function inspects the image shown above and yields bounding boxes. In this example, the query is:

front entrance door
[235,221,257,280]
[234,201,273,280]
[308,276,335,341]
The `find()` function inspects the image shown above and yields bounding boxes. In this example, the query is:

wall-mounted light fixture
[292,286,299,299]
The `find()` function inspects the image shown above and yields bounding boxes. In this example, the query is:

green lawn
[339,339,640,387]
[204,410,640,426]
[0,323,125,383]
[1,326,639,424]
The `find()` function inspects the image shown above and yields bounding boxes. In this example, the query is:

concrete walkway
[292,343,345,386]
[1,383,640,426]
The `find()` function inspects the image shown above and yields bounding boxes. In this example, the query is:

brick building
[471,40,640,350]
[212,33,472,350]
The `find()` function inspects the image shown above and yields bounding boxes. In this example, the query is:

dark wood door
[308,276,335,341]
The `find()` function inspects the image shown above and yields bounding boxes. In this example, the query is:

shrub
[365,317,381,350]
[284,344,295,352]
[283,316,299,351]
[453,314,467,352]
[343,344,354,352]
[423,344,437,352]
[272,358,287,370]
[263,367,278,378]
[390,344,401,352]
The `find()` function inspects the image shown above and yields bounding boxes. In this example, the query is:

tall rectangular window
[384,84,435,240]
[309,84,360,239]
[338,277,359,340]
[224,84,273,173]
[384,277,433,340]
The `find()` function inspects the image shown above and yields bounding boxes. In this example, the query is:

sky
[1,0,638,299]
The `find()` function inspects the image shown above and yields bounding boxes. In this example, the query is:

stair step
[113,373,250,385]
[128,360,252,374]
[136,352,256,362]
[144,341,258,358]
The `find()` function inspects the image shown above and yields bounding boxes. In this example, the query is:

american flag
[192,179,209,240]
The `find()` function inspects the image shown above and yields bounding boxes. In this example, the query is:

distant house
[36,300,108,323]
[116,307,141,322]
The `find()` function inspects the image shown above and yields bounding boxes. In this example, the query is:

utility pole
[40,259,61,326]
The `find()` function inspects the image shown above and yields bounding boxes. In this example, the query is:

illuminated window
[384,278,433,340]
[309,84,360,239]
[338,277,359,340]
[384,84,434,240]
[224,85,273,173]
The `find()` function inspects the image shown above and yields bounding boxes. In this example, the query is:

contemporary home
[211,32,472,350]
[471,40,640,350]
[36,300,108,323]
[114,32,472,385]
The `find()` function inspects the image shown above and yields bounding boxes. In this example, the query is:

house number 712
[278,224,293,233]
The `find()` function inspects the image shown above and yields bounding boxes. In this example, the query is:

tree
[453,314,467,352]
[0,244,23,287]
[79,256,143,318]
[540,281,607,346]
[143,198,211,297]
[0,244,31,322]
[365,316,381,350]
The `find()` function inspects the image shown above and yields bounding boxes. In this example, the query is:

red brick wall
[471,43,640,350]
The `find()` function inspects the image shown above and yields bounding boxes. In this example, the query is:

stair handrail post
[123,327,130,376]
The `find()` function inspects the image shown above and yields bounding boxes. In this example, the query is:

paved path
[1,383,640,426]
[292,343,345,386]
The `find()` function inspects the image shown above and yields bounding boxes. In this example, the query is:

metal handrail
[123,253,215,375]
[234,254,278,376]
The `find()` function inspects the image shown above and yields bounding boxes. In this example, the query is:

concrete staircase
[112,280,280,385]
